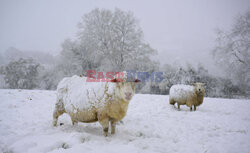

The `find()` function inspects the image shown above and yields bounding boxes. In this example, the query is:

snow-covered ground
[0,89,250,153]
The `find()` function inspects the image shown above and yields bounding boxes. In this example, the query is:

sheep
[52,72,140,136]
[169,83,205,111]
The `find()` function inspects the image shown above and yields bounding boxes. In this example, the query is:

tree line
[0,8,249,98]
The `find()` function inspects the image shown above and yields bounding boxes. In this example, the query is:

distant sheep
[169,83,205,111]
[53,72,140,136]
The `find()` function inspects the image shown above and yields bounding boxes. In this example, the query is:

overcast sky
[0,0,249,75]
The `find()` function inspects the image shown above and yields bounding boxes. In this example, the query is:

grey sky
[0,0,249,74]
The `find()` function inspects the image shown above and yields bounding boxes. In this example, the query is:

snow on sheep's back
[0,89,250,153]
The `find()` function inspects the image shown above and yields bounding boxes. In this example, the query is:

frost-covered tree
[37,8,158,90]
[4,47,55,65]
[213,11,250,89]
[0,65,6,88]
[38,65,64,90]
[37,53,86,90]
[3,58,40,89]
[4,47,23,62]
[61,39,101,75]
[0,53,5,65]
[74,8,157,72]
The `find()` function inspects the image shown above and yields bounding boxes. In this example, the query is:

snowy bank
[0,89,250,153]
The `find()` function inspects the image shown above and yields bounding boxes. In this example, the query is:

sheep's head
[192,83,205,95]
[110,78,140,101]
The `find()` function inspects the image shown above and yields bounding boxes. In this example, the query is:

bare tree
[76,8,157,72]
[213,11,250,88]
[3,58,40,89]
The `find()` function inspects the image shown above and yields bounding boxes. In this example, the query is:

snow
[0,89,250,153]
[57,76,116,112]
[169,84,194,99]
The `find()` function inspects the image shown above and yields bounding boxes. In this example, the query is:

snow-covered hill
[0,89,249,153]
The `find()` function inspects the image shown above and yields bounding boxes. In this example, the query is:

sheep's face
[193,83,205,95]
[118,82,136,101]
[111,78,140,101]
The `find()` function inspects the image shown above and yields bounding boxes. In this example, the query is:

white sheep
[169,83,205,111]
[52,73,140,136]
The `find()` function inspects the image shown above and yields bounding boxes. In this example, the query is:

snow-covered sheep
[52,73,140,136]
[169,83,205,111]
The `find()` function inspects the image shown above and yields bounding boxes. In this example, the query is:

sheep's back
[169,84,194,101]
[57,75,115,113]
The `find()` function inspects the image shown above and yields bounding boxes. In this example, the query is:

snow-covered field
[0,89,250,153]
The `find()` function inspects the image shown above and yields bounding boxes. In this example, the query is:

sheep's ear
[110,78,123,82]
[134,79,141,83]
[201,83,206,86]
[191,83,196,86]
[110,78,117,82]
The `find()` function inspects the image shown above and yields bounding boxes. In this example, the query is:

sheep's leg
[111,120,117,134]
[98,113,109,136]
[177,103,180,110]
[190,106,193,111]
[169,99,175,105]
[53,100,65,126]
[53,109,65,126]
[70,116,78,126]
[53,110,62,126]
[72,120,78,125]
[194,105,196,111]
[99,118,109,136]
